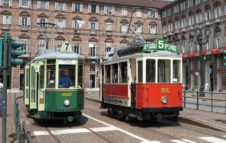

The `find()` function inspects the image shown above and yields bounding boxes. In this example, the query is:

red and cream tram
[100,40,183,121]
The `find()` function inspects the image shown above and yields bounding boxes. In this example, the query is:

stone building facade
[161,0,226,92]
[0,0,168,91]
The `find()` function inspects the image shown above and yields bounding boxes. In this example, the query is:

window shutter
[63,3,66,11]
[104,6,107,14]
[96,5,99,13]
[0,0,2,6]
[19,17,22,25]
[55,19,58,27]
[46,2,49,9]
[9,0,12,6]
[19,0,22,7]
[63,20,66,28]
[72,21,75,28]
[28,17,31,25]
[80,3,83,12]
[88,22,91,29]
[55,2,57,10]
[95,22,99,30]
[72,3,75,11]
[88,4,91,13]
[28,0,31,7]
[37,1,40,8]
[112,6,115,15]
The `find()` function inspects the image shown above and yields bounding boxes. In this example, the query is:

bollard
[197,92,199,110]
[183,90,186,108]
[211,91,213,112]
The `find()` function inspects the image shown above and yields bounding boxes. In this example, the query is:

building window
[204,10,211,21]
[89,21,98,32]
[195,13,202,23]
[173,5,180,13]
[55,19,65,29]
[135,9,142,18]
[72,20,80,32]
[73,42,80,54]
[215,32,221,48]
[90,60,96,71]
[55,2,65,11]
[2,15,11,25]
[89,43,96,57]
[195,0,201,5]
[55,40,63,51]
[121,23,128,35]
[72,3,83,12]
[162,10,166,18]
[2,0,12,6]
[121,7,127,16]
[20,0,31,7]
[150,24,157,34]
[88,4,99,14]
[180,2,185,11]
[187,0,193,8]
[135,23,142,33]
[37,1,49,9]
[104,5,115,15]
[214,6,221,18]
[175,20,180,30]
[166,8,172,16]
[19,17,30,26]
[106,22,112,32]
[148,9,157,18]
[105,43,112,55]
[37,39,45,50]
[38,18,48,28]
[20,39,29,54]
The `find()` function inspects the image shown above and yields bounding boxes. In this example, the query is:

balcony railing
[2,24,10,30]
[56,27,64,33]
[90,30,96,35]
[106,31,112,36]
[20,25,29,31]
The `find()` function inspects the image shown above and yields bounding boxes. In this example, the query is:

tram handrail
[183,90,226,114]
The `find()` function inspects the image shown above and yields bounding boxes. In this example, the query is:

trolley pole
[2,32,8,143]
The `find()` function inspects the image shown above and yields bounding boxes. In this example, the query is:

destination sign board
[142,39,179,54]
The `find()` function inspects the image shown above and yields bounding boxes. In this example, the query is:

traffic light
[224,49,226,66]
[8,40,26,67]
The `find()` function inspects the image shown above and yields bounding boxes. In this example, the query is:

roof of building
[82,0,172,9]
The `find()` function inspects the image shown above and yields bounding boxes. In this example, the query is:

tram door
[37,62,45,111]
[24,65,30,105]
[29,63,37,109]
[130,59,136,108]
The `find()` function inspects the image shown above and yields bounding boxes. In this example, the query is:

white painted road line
[199,137,226,143]
[33,131,50,136]
[83,113,155,143]
[171,140,187,143]
[51,128,90,135]
[181,139,197,143]
[90,126,117,132]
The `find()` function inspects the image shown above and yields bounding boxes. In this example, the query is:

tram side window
[47,65,55,88]
[112,63,118,83]
[105,65,111,83]
[138,61,143,82]
[78,60,83,88]
[146,59,155,83]
[158,60,170,83]
[40,65,44,89]
[59,65,75,88]
[31,67,36,102]
[173,60,181,83]
[119,62,127,83]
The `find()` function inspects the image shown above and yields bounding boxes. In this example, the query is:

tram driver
[59,69,73,88]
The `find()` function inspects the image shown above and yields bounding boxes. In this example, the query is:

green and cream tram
[24,51,84,122]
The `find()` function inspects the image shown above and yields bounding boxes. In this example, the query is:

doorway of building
[89,74,95,88]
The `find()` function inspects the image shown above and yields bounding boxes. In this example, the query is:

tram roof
[103,51,181,64]
[33,51,84,61]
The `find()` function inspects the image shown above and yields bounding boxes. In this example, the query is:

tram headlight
[161,96,168,104]
[64,100,70,106]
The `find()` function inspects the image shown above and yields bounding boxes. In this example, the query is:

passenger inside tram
[59,69,73,88]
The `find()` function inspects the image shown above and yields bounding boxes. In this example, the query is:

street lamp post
[191,27,210,97]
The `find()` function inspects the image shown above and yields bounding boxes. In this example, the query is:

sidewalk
[85,90,226,132]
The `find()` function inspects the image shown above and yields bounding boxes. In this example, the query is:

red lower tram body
[101,83,183,120]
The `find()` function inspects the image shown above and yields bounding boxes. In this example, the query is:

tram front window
[158,60,170,83]
[47,65,55,88]
[59,65,75,88]
[173,60,181,83]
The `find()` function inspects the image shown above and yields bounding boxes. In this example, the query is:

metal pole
[183,89,186,108]
[199,42,205,97]
[2,32,8,143]
[197,91,199,110]
[211,91,213,112]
